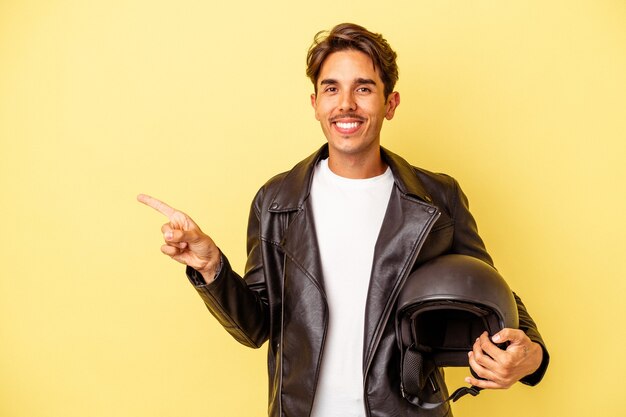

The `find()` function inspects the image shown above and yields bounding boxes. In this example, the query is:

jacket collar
[268,144,433,211]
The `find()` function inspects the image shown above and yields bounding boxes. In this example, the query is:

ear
[310,93,320,121]
[384,91,400,120]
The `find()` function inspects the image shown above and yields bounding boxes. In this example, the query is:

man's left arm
[447,178,550,388]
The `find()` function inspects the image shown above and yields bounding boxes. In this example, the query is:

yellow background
[2,0,625,416]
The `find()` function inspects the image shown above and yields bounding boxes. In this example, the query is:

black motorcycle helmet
[395,254,519,408]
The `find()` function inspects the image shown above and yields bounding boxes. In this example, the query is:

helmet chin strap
[402,386,483,410]
[400,345,484,409]
[449,385,482,402]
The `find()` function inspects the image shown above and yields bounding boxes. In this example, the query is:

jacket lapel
[280,202,325,293]
[269,146,328,293]
[362,148,441,374]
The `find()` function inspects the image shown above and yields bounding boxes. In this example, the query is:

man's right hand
[137,194,221,283]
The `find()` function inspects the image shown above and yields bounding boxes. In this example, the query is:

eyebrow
[355,78,377,86]
[319,78,378,86]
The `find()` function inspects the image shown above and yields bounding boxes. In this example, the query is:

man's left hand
[466,329,543,389]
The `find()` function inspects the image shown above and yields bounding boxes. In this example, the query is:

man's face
[311,49,400,162]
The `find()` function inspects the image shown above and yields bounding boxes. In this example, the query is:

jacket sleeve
[449,177,550,385]
[185,187,270,349]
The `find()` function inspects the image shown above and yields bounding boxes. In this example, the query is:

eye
[356,87,371,93]
[323,86,338,93]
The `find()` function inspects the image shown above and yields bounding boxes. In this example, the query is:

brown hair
[306,23,399,99]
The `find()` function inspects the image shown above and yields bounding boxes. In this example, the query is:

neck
[327,148,387,179]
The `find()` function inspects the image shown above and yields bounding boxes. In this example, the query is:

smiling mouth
[331,115,365,134]
[332,120,363,135]
[335,121,361,130]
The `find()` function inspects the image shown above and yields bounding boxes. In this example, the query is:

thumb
[491,328,525,345]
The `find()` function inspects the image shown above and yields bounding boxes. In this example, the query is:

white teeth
[336,122,359,129]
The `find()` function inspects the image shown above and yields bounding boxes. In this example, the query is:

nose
[338,91,357,112]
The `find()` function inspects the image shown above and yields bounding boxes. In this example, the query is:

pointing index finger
[137,193,176,218]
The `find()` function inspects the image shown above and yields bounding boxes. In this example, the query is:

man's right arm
[137,192,270,349]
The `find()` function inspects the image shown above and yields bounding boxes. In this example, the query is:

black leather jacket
[188,145,548,417]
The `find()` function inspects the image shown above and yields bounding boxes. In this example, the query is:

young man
[138,23,548,417]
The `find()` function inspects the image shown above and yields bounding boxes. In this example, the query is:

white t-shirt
[309,159,394,417]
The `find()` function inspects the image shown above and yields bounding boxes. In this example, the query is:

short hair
[306,23,399,99]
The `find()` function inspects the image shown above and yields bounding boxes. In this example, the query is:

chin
[330,141,370,156]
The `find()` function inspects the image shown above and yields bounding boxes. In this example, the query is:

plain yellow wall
[1,1,625,416]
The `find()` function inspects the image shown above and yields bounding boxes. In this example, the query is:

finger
[161,225,180,241]
[492,329,534,364]
[468,348,503,386]
[473,333,500,367]
[161,244,186,258]
[161,223,173,235]
[464,375,504,390]
[160,211,198,232]
[466,368,515,390]
[477,331,507,363]
[159,226,189,251]
[161,228,194,246]
[492,328,526,345]
[469,338,491,372]
[137,194,177,218]
[163,238,188,250]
